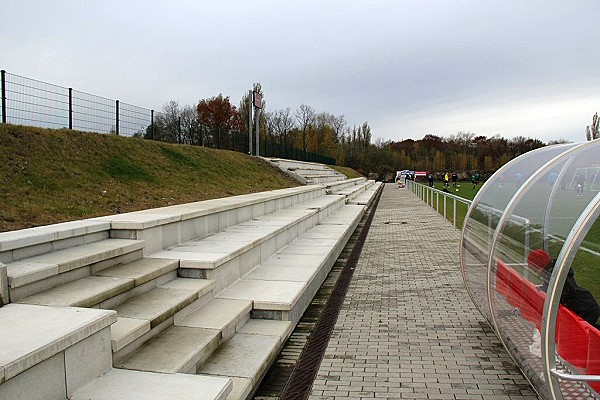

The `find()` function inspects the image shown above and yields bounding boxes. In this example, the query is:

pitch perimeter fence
[0,70,155,137]
[0,69,335,165]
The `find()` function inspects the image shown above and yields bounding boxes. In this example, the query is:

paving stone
[304,184,539,399]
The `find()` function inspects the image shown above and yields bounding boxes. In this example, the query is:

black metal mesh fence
[120,102,153,137]
[3,72,70,128]
[71,89,117,133]
[0,70,152,136]
[0,69,335,164]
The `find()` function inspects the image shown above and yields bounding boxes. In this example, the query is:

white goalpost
[568,166,600,191]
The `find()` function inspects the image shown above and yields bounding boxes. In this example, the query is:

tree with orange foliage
[197,94,242,149]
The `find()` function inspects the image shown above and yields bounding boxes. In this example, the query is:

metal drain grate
[279,187,384,400]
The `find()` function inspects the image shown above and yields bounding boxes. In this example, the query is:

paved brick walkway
[308,183,539,400]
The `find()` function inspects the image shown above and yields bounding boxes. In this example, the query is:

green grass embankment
[1,124,355,232]
[330,165,363,179]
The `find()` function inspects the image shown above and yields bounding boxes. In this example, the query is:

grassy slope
[330,165,363,179]
[0,124,321,232]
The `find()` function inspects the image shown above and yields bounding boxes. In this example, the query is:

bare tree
[586,112,599,141]
[153,100,181,143]
[314,112,335,155]
[330,114,347,146]
[295,104,316,152]
[269,107,296,148]
[180,105,201,145]
[358,121,372,148]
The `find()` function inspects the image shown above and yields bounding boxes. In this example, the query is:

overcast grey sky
[3,1,600,143]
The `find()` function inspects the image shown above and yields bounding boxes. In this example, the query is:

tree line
[136,86,571,178]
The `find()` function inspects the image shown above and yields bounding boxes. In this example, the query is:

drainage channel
[252,186,384,400]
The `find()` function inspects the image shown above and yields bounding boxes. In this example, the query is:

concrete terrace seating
[0,168,382,400]
[265,157,347,184]
[264,157,381,204]
[325,177,382,205]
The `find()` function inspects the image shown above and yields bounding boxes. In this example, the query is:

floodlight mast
[253,91,262,157]
[248,90,253,155]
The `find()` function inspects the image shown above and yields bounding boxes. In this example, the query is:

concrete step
[16,276,134,308]
[96,258,179,286]
[347,181,382,205]
[110,317,151,353]
[0,180,370,400]
[301,193,346,219]
[116,326,220,374]
[149,208,315,269]
[113,278,214,329]
[217,204,365,325]
[72,368,232,400]
[115,298,254,376]
[291,168,341,176]
[0,304,116,399]
[199,334,279,398]
[319,203,366,226]
[265,158,328,171]
[99,185,325,255]
[6,239,144,301]
[238,319,293,346]
[152,195,346,293]
[325,177,367,193]
[177,298,252,344]
[197,328,284,399]
[110,278,216,361]
[11,257,189,358]
[333,179,375,199]
[222,319,293,399]
[0,219,111,263]
[307,175,346,184]
[14,258,180,309]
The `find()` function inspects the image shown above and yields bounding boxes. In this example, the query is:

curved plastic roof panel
[460,140,600,399]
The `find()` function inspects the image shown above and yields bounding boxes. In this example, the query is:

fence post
[524,220,531,260]
[151,109,154,140]
[68,88,73,129]
[178,117,182,144]
[1,70,6,123]
[453,198,457,228]
[443,196,447,220]
[488,213,493,247]
[115,100,120,135]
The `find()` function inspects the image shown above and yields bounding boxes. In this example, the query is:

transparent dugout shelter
[460,140,600,399]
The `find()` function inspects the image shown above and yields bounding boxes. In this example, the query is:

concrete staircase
[0,164,382,400]
[264,157,347,184]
